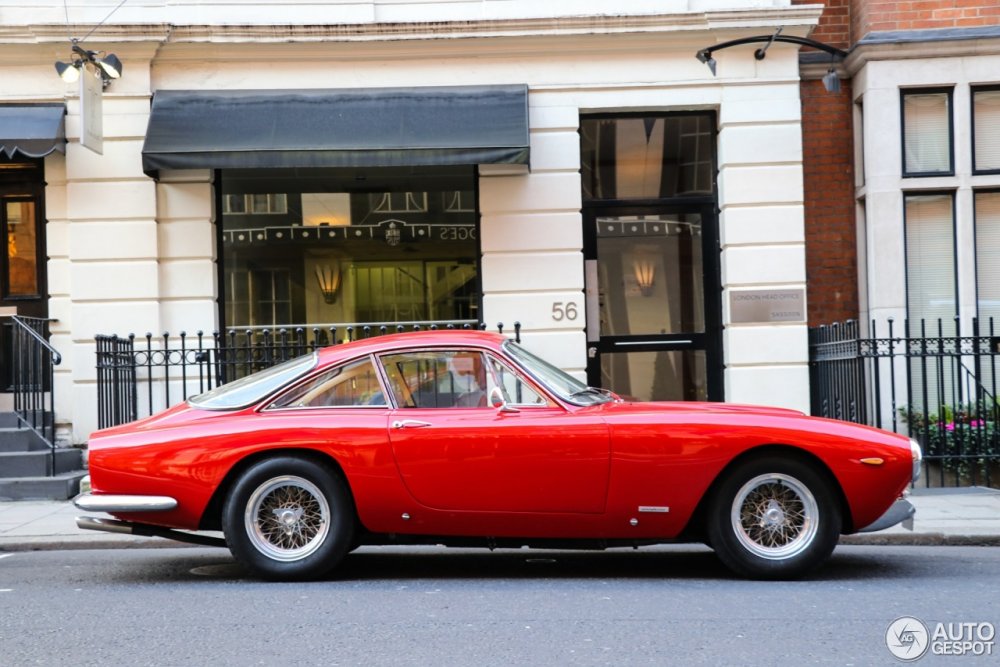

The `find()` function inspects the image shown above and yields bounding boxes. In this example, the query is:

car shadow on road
[134,543,924,584]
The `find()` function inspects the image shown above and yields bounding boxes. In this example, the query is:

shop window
[4,199,38,297]
[219,167,479,330]
[973,88,1000,174]
[902,89,953,177]
[580,114,714,200]
[976,191,1000,324]
[905,193,956,331]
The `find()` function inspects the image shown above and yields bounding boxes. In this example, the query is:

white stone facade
[0,1,822,442]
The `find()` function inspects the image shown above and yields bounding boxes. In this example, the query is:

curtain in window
[976,192,1000,325]
[974,90,1000,172]
[903,93,951,174]
[905,193,956,332]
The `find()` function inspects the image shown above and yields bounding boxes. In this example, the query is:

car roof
[314,329,510,364]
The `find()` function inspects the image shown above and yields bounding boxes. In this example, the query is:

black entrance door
[583,207,723,401]
[1,159,48,392]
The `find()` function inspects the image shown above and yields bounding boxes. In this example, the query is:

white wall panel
[720,205,804,247]
[483,291,585,332]
[718,165,804,206]
[726,365,811,413]
[480,212,582,253]
[723,245,806,285]
[65,181,156,220]
[68,221,158,261]
[70,262,160,301]
[479,172,582,214]
[481,252,584,292]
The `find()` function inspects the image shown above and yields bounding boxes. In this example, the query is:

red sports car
[76,330,920,580]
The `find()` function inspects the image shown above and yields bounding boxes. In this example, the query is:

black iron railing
[96,320,521,429]
[810,318,1000,487]
[10,315,61,473]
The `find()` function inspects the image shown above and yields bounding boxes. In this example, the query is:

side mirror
[489,387,519,414]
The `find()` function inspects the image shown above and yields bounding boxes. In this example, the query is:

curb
[4,534,1000,553]
[840,533,1000,547]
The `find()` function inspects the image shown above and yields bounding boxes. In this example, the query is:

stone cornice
[845,34,1000,75]
[0,7,822,46]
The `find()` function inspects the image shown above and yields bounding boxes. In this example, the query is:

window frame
[972,85,1000,176]
[900,87,955,178]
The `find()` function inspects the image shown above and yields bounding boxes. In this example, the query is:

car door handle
[392,419,432,429]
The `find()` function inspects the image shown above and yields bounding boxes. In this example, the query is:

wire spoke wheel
[245,475,331,562]
[730,472,819,560]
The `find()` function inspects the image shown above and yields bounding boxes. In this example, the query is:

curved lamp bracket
[695,28,848,92]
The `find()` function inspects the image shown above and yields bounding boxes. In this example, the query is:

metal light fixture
[54,39,123,89]
[633,259,656,297]
[315,264,342,305]
[695,28,847,94]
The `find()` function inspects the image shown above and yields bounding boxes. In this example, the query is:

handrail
[10,315,61,471]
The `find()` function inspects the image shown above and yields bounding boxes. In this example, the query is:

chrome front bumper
[857,497,916,533]
[74,493,178,513]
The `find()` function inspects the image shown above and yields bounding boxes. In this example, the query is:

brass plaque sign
[729,289,805,324]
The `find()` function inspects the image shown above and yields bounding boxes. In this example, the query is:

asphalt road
[1,544,998,666]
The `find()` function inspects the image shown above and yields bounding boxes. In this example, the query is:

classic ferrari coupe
[75,330,920,580]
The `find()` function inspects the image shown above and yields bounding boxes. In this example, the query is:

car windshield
[502,341,613,406]
[188,353,318,410]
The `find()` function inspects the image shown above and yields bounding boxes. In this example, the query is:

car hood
[600,400,805,418]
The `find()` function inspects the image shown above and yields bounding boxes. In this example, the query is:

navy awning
[141,85,530,177]
[0,104,66,159]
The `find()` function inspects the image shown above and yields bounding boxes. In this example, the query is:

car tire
[706,455,841,580]
[222,456,354,581]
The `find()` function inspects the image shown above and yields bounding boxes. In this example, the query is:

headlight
[909,439,922,483]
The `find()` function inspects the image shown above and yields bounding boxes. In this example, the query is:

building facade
[2,1,832,443]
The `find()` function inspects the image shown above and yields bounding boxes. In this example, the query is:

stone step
[0,412,18,428]
[0,448,83,478]
[0,427,50,453]
[0,471,88,501]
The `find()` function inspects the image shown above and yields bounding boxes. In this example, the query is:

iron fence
[810,318,1000,487]
[95,320,520,429]
[9,316,60,473]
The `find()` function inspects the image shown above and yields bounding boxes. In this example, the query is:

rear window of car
[188,353,318,410]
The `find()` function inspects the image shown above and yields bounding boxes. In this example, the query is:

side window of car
[486,355,550,407]
[269,357,386,409]
[380,350,489,408]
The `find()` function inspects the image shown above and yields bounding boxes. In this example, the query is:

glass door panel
[595,215,703,337]
[584,209,721,402]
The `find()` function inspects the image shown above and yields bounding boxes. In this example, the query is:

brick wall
[852,0,1000,39]
[800,79,858,325]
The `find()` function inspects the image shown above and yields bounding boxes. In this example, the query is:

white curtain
[977,192,1000,325]
[905,193,956,332]
[974,90,1000,172]
[904,93,950,174]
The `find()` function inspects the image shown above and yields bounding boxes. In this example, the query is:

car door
[380,348,611,514]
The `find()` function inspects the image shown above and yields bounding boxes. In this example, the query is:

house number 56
[551,302,578,321]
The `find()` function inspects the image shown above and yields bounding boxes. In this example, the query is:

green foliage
[900,402,1000,484]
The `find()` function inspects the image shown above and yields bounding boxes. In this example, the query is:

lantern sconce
[315,264,341,305]
[633,259,656,297]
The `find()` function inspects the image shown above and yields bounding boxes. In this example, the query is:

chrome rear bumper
[74,493,178,513]
[857,497,916,533]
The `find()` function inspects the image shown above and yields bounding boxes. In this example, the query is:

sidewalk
[1,487,999,552]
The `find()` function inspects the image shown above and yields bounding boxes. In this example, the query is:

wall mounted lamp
[695,28,848,93]
[633,259,656,297]
[315,264,342,305]
[55,39,123,88]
